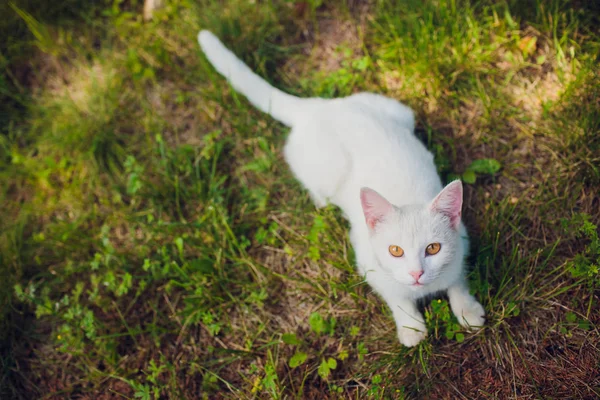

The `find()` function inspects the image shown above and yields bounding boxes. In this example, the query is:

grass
[1,0,599,398]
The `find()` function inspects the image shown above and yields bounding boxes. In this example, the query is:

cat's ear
[430,180,463,229]
[360,187,393,230]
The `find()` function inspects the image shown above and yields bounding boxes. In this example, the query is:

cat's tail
[198,30,305,127]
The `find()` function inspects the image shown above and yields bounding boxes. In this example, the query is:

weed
[562,213,599,287]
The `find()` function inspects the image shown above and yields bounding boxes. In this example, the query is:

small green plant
[458,158,502,184]
[288,350,307,368]
[254,221,280,246]
[308,311,335,335]
[124,155,144,196]
[307,215,328,261]
[425,299,465,343]
[561,213,599,288]
[560,213,599,327]
[282,311,340,380]
[559,311,591,336]
[245,288,268,308]
[260,351,282,399]
[317,357,338,380]
[366,374,384,397]
[301,46,372,97]
[240,137,274,174]
[506,301,521,318]
[122,358,176,400]
[125,48,156,83]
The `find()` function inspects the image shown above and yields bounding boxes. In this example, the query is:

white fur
[198,30,485,346]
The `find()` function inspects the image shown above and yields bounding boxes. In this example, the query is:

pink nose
[409,271,424,281]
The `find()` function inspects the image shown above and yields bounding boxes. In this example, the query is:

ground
[1,0,599,399]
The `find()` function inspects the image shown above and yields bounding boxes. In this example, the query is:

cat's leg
[352,230,427,347]
[283,126,348,210]
[309,192,327,208]
[386,296,427,347]
[365,270,427,346]
[447,279,485,329]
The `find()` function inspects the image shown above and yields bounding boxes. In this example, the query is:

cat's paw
[454,299,485,330]
[309,192,327,208]
[397,325,427,347]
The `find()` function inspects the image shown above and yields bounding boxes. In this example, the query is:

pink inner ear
[430,180,463,229]
[360,188,393,230]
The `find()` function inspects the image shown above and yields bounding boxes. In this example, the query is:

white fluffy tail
[198,30,303,126]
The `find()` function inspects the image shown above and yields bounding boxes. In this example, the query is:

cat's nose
[409,270,424,281]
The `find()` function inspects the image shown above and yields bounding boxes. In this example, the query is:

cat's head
[360,181,464,291]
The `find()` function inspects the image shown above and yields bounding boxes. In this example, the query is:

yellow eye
[389,245,404,257]
[426,243,441,255]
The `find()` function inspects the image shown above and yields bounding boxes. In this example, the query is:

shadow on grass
[0,0,105,131]
[0,1,111,397]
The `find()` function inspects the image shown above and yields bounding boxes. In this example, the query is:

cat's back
[287,92,442,211]
[317,93,443,205]
[346,93,415,132]
[324,93,434,168]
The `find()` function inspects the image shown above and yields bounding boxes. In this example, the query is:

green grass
[1,0,599,398]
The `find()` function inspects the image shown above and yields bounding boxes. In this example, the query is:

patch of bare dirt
[425,309,600,399]
[44,61,116,114]
[146,81,209,148]
[506,71,572,122]
[283,3,371,78]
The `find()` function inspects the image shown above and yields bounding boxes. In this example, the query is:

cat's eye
[426,242,441,255]
[389,245,404,257]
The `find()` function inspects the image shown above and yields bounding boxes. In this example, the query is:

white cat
[198,31,485,346]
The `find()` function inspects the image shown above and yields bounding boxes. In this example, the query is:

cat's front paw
[454,299,485,330]
[397,325,427,347]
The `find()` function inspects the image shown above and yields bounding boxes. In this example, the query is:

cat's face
[360,181,463,290]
